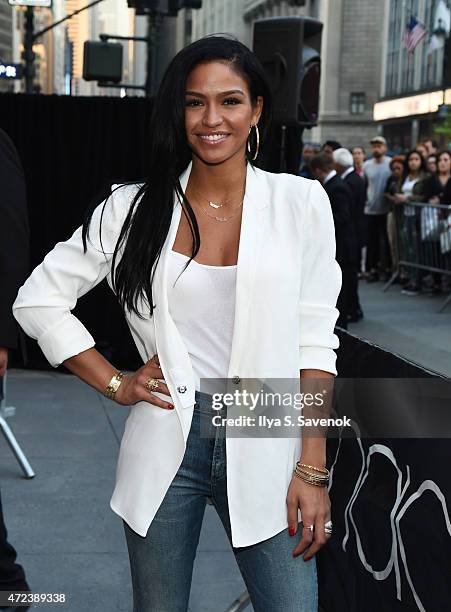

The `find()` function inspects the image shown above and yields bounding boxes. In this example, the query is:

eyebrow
[185,89,245,97]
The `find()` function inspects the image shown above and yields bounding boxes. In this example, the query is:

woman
[420,149,451,294]
[351,146,366,178]
[390,150,428,295]
[12,36,340,611]
[383,155,405,283]
[423,149,451,203]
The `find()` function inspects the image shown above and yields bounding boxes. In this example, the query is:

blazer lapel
[151,161,194,414]
[227,162,269,378]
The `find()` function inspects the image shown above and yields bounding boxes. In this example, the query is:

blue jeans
[123,390,317,611]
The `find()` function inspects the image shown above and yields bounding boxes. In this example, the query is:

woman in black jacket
[418,150,451,294]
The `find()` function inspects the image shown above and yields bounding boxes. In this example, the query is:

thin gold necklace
[199,199,244,223]
[190,185,245,209]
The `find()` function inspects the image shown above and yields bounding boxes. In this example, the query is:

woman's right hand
[114,354,174,410]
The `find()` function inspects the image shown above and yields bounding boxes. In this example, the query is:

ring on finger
[145,377,159,392]
[302,523,314,532]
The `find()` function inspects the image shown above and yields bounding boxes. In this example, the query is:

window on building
[400,0,419,91]
[385,0,403,95]
[383,0,450,96]
[350,92,366,114]
[421,0,445,89]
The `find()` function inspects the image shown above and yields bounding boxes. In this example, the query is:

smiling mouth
[198,134,230,144]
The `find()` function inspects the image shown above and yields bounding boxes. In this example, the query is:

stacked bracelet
[105,371,124,400]
[293,461,330,487]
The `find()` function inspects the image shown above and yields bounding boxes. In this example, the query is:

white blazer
[13,160,341,547]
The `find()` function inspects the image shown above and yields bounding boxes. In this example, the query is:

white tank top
[167,250,237,391]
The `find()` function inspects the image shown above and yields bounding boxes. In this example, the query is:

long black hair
[82,34,273,318]
[403,148,427,181]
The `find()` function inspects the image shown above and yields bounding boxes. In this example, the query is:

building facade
[0,2,14,93]
[375,0,451,151]
[193,0,249,44]
[311,0,383,147]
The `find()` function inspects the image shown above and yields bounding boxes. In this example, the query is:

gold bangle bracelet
[297,462,329,476]
[295,466,329,480]
[105,371,124,400]
[294,467,329,483]
[294,473,329,486]
[293,471,328,487]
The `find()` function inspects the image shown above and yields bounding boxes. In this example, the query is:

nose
[202,102,223,127]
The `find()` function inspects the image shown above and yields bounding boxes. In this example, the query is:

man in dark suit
[333,148,366,322]
[310,153,357,330]
[0,128,31,610]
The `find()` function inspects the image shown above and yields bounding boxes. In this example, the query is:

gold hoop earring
[247,124,260,161]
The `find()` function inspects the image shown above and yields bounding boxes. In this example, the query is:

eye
[185,99,202,107]
[224,98,241,105]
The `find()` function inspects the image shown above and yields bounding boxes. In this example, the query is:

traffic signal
[83,41,123,83]
[127,0,202,14]
[253,17,322,126]
[168,0,202,14]
[127,0,159,14]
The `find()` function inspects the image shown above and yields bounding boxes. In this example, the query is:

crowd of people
[299,136,451,329]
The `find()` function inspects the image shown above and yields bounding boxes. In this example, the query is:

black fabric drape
[318,330,451,612]
[1,92,154,370]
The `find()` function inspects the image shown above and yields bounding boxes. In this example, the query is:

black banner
[318,331,451,612]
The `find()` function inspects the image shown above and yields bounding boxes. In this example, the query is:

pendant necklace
[199,200,244,223]
[190,185,245,210]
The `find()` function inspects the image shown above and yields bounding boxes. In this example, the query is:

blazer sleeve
[298,179,342,376]
[12,184,134,368]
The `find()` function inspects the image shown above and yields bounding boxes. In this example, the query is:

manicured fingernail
[289,527,296,537]
[168,404,174,410]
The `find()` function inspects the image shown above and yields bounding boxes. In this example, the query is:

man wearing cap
[333,148,365,322]
[363,136,392,282]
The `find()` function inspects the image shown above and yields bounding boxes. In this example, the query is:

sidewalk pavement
[349,279,451,377]
[1,371,250,612]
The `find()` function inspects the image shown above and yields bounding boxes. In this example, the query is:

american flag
[402,16,427,54]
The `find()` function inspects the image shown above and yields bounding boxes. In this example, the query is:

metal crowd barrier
[384,200,451,312]
[0,372,35,478]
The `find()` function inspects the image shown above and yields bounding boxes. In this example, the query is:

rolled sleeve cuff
[299,304,340,376]
[299,347,338,376]
[37,314,96,368]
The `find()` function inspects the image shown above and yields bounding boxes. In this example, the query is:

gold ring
[303,524,314,531]
[145,378,159,392]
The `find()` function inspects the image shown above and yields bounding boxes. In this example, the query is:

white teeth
[200,134,228,141]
